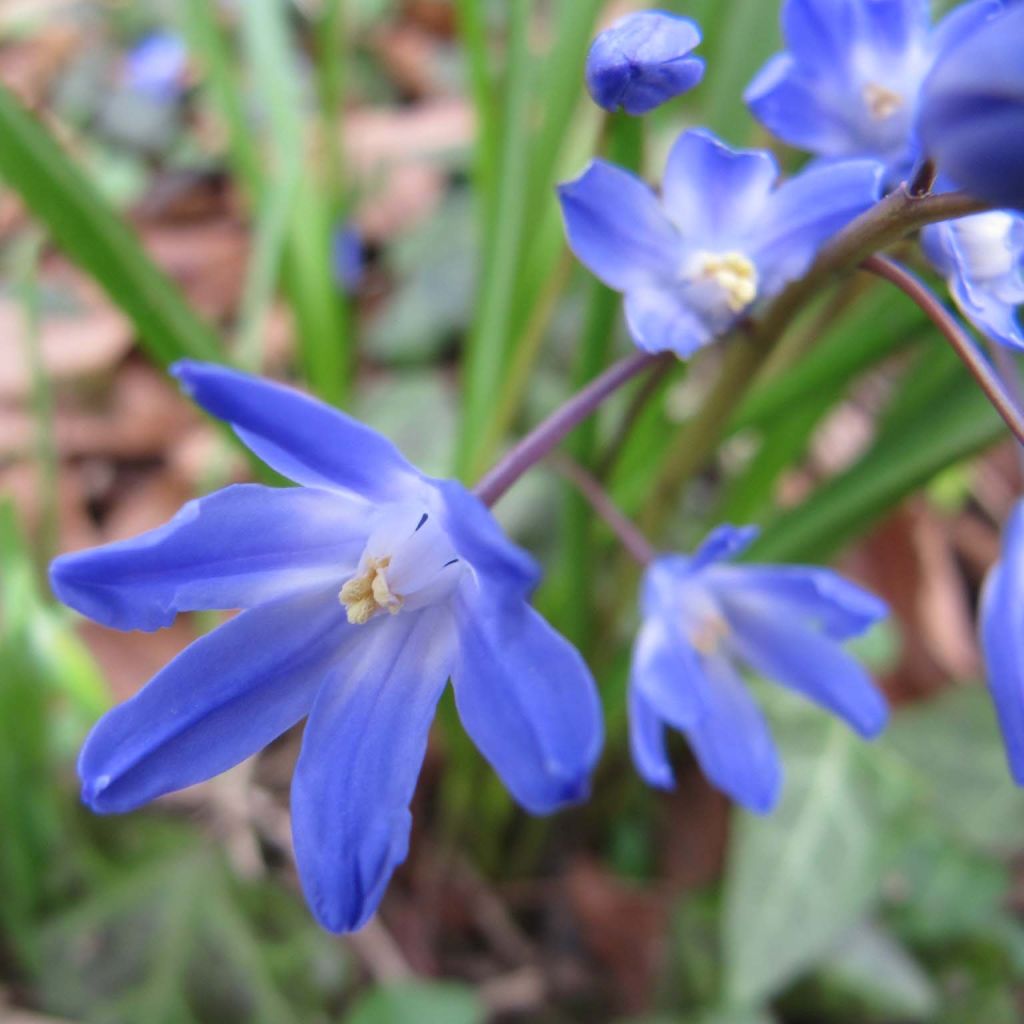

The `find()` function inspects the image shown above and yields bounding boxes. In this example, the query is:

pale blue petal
[172,361,421,501]
[930,0,1005,59]
[951,275,1024,351]
[630,617,707,730]
[629,686,674,790]
[980,501,1024,785]
[689,524,760,572]
[863,0,930,55]
[451,579,603,815]
[291,607,456,933]
[685,655,782,814]
[50,484,368,631]
[781,0,858,76]
[624,286,711,358]
[722,593,889,738]
[661,129,777,247]
[436,480,540,597]
[749,159,883,296]
[710,565,888,640]
[558,160,681,292]
[745,54,856,158]
[78,588,349,813]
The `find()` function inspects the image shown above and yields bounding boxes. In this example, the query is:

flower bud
[918,2,1024,210]
[585,10,704,116]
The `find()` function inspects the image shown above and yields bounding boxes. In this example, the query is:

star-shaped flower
[51,362,603,933]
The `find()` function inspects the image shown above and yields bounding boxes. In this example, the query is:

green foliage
[344,981,482,1024]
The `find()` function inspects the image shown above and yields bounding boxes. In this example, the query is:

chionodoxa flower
[630,526,889,812]
[558,128,881,358]
[50,361,603,933]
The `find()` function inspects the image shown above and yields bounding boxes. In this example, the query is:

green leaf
[814,921,939,1019]
[345,982,483,1024]
[751,349,1003,563]
[880,685,1024,853]
[722,715,883,1007]
[0,84,222,367]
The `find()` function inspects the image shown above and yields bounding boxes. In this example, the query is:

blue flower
[332,223,364,294]
[980,500,1024,785]
[746,0,1004,182]
[123,32,188,104]
[558,129,882,358]
[629,526,888,812]
[917,1,1024,210]
[923,210,1024,350]
[585,10,705,115]
[50,362,603,933]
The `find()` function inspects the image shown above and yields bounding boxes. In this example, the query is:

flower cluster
[51,0,1024,935]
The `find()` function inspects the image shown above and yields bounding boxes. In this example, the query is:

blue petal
[436,480,540,597]
[586,12,704,115]
[660,130,777,248]
[689,525,760,572]
[863,0,929,56]
[749,159,883,296]
[781,0,859,77]
[980,501,1024,785]
[721,592,889,738]
[930,0,1005,60]
[710,565,887,640]
[630,616,707,730]
[557,160,681,293]
[172,361,422,500]
[745,54,857,159]
[451,580,603,815]
[624,286,711,357]
[950,274,1024,351]
[50,484,368,631]
[78,588,349,813]
[291,606,456,933]
[629,686,674,790]
[685,655,782,814]
[918,3,1024,210]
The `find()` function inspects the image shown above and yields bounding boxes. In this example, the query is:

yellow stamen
[340,556,404,625]
[693,251,759,313]
[863,82,903,120]
[691,614,729,656]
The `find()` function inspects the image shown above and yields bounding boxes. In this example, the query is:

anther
[863,82,903,120]
[340,556,404,625]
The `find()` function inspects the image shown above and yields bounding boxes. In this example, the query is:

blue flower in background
[630,526,888,812]
[981,500,1024,785]
[332,223,365,294]
[923,210,1024,350]
[585,10,705,115]
[123,32,188,104]
[51,362,602,933]
[558,129,881,358]
[918,1,1024,210]
[746,0,1003,182]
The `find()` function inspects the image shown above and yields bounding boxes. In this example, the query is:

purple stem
[551,453,656,565]
[864,255,1024,448]
[474,351,667,507]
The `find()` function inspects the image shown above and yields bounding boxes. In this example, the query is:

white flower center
[949,212,1019,282]
[690,612,730,656]
[682,250,759,324]
[862,81,904,121]
[339,505,464,626]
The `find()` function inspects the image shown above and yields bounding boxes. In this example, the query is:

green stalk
[0,86,222,366]
[456,3,535,478]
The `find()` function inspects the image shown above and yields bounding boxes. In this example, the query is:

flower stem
[863,254,1024,448]
[552,454,656,565]
[643,186,990,533]
[474,351,670,506]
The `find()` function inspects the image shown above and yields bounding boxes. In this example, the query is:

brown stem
[864,254,1024,448]
[551,453,656,565]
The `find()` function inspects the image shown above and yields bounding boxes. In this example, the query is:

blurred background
[2,0,1024,1021]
